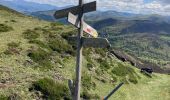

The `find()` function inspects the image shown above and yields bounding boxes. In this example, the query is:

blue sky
[5,0,170,15]
[144,0,154,3]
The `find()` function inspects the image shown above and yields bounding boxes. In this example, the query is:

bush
[82,73,96,90]
[0,24,13,32]
[29,40,51,50]
[129,76,138,84]
[48,38,75,55]
[112,63,134,76]
[87,63,93,70]
[112,63,138,84]
[7,42,20,48]
[28,48,52,69]
[99,59,110,70]
[4,42,21,55]
[8,93,21,100]
[23,29,40,40]
[0,95,8,100]
[31,78,71,100]
[10,20,17,22]
[95,48,107,57]
[61,30,76,39]
[81,90,100,100]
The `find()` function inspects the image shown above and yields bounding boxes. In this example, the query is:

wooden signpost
[54,1,96,19]
[54,0,111,100]
[103,82,124,100]
[68,12,98,37]
[68,36,110,48]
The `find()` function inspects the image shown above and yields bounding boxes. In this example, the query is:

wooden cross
[54,0,110,100]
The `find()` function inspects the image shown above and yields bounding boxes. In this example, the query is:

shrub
[28,48,52,69]
[0,24,13,32]
[10,20,17,22]
[0,95,8,100]
[129,75,138,84]
[99,59,110,70]
[112,63,138,84]
[82,73,96,90]
[87,63,93,70]
[4,42,21,55]
[112,63,134,76]
[50,22,63,30]
[95,68,104,75]
[95,48,107,57]
[23,29,40,40]
[61,30,76,39]
[7,42,20,48]
[81,90,100,100]
[111,75,118,83]
[8,93,21,100]
[48,38,75,55]
[29,40,51,50]
[31,78,71,100]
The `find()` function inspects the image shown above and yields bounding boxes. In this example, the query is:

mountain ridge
[0,4,170,100]
[0,0,59,12]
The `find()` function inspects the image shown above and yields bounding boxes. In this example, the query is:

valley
[0,3,170,100]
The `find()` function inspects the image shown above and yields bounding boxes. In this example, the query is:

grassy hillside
[0,5,170,100]
[88,17,170,69]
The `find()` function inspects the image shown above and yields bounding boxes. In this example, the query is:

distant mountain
[28,10,143,22]
[29,10,170,24]
[29,5,73,23]
[0,0,59,12]
[86,13,170,68]
[30,10,57,21]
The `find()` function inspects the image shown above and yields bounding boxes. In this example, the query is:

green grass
[4,42,21,55]
[27,48,52,69]
[0,23,13,32]
[0,5,170,100]
[0,95,8,100]
[23,29,40,40]
[31,78,71,100]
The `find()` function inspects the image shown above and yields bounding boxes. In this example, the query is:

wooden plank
[68,12,98,38]
[54,1,96,19]
[82,37,110,48]
[68,37,111,48]
[104,83,124,100]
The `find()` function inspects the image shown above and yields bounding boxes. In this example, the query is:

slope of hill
[85,13,170,69]
[0,5,170,100]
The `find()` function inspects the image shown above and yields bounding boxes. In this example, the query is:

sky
[5,0,170,15]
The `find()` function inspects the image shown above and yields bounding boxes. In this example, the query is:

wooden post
[74,0,84,100]
[104,83,124,100]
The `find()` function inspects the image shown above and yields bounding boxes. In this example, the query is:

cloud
[156,0,170,4]
[8,0,170,15]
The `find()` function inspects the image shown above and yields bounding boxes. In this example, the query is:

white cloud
[8,0,170,15]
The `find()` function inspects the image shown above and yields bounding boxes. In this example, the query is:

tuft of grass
[112,63,138,84]
[0,23,13,32]
[7,42,20,48]
[23,29,40,40]
[112,63,134,76]
[10,19,17,22]
[29,40,51,50]
[4,42,21,55]
[48,38,75,55]
[98,59,110,70]
[82,73,96,90]
[81,90,100,100]
[27,48,52,69]
[0,95,8,100]
[31,78,71,100]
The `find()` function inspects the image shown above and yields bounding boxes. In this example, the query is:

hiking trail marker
[54,0,110,100]
[68,12,98,37]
